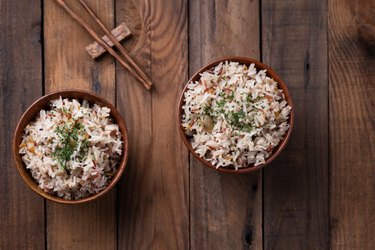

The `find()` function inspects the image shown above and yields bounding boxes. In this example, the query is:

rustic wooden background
[1,0,374,249]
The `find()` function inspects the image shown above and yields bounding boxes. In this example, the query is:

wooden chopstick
[55,0,152,90]
[78,0,152,88]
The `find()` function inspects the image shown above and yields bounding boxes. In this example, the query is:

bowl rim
[13,89,129,204]
[177,56,294,174]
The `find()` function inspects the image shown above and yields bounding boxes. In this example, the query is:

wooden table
[1,0,374,249]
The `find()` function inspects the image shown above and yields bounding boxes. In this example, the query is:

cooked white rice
[182,61,291,169]
[19,97,123,200]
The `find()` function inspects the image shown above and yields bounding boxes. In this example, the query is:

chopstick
[55,0,152,90]
[78,0,152,89]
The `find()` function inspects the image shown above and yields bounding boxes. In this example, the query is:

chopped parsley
[217,100,226,108]
[203,105,212,115]
[204,92,261,133]
[52,122,89,169]
[239,124,254,133]
[226,110,245,127]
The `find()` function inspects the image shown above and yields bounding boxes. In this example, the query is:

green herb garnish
[217,100,226,108]
[205,89,260,133]
[52,122,89,169]
[240,124,254,133]
[226,110,245,126]
[203,105,212,115]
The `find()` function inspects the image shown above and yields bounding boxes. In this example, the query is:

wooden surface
[262,0,329,249]
[329,0,375,249]
[0,1,45,249]
[1,0,375,249]
[116,0,189,249]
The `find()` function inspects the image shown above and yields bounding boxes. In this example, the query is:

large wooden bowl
[178,57,294,173]
[13,89,129,204]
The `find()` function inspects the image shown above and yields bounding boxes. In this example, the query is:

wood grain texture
[44,0,115,98]
[329,0,375,248]
[44,0,116,249]
[116,1,153,249]
[262,0,329,249]
[189,0,262,249]
[116,0,189,249]
[0,1,45,249]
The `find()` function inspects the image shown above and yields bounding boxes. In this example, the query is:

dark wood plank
[262,0,329,249]
[44,0,116,249]
[189,1,262,249]
[117,0,189,249]
[0,1,45,249]
[329,0,375,248]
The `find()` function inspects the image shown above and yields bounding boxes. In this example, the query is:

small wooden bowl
[13,89,129,204]
[177,57,294,173]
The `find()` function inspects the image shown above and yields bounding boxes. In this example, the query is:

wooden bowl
[177,57,294,173]
[13,89,129,204]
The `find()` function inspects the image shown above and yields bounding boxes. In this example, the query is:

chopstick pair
[55,0,152,90]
